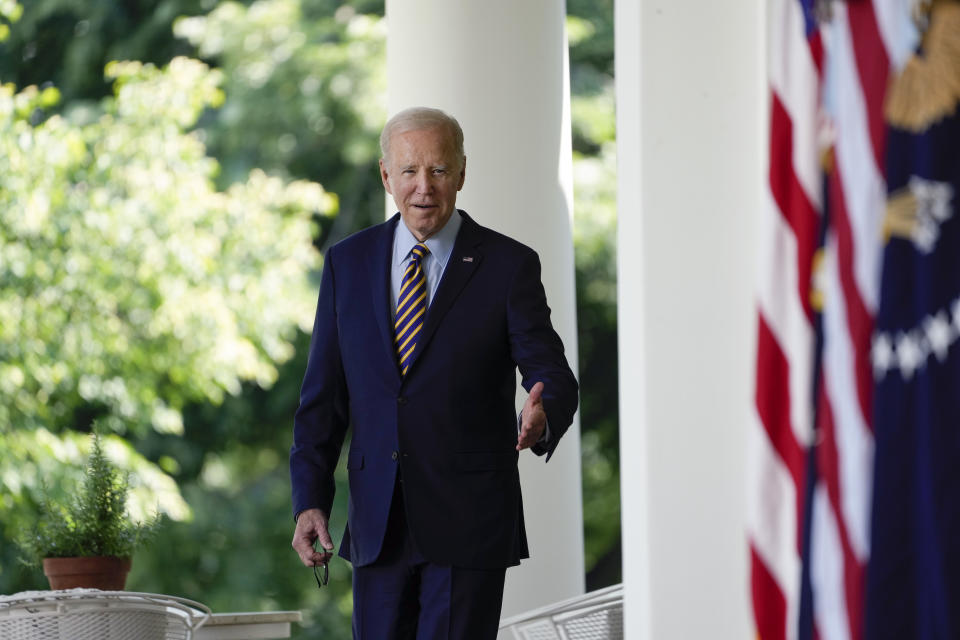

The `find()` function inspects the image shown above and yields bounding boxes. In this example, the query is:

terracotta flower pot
[42,556,132,590]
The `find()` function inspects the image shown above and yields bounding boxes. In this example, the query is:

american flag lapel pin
[462,256,474,262]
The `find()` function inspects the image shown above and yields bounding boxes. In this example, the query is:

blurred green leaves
[0,49,332,607]
[0,4,378,636]
[1,428,189,523]
[174,0,386,232]
[568,0,620,588]
[0,0,21,42]
[0,56,329,438]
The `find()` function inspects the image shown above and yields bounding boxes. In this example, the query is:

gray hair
[380,107,465,169]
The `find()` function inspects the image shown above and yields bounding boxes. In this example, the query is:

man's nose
[414,171,433,192]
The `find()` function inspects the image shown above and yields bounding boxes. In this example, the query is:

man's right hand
[291,508,334,567]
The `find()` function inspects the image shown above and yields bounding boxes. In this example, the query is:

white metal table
[196,611,302,639]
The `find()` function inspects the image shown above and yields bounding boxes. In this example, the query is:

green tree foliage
[174,0,386,234]
[568,0,621,589]
[130,428,355,638]
[0,0,209,102]
[574,142,620,588]
[0,0,22,42]
[1,3,374,637]
[0,57,328,437]
[0,0,385,233]
[0,46,333,615]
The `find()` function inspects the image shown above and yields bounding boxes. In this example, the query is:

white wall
[616,1,764,638]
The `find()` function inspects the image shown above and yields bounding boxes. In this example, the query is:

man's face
[380,126,465,241]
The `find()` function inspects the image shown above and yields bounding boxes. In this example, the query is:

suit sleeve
[290,248,350,518]
[507,249,579,460]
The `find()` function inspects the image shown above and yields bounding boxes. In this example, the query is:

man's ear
[379,158,393,194]
[457,156,466,191]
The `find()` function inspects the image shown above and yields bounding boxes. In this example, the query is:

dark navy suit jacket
[290,211,578,570]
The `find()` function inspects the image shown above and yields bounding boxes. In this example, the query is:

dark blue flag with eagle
[865,3,960,639]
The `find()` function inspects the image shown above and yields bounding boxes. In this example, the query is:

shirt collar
[393,209,462,269]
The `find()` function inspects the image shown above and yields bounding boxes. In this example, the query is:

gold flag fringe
[820,146,836,175]
[884,0,960,133]
[810,248,826,312]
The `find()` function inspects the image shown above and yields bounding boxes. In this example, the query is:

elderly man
[290,107,578,639]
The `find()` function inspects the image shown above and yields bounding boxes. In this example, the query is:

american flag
[749,1,914,639]
[806,1,894,637]
[865,2,960,636]
[749,0,823,636]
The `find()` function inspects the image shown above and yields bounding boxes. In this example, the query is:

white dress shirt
[390,209,462,314]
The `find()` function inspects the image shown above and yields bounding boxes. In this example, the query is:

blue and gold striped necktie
[394,243,429,376]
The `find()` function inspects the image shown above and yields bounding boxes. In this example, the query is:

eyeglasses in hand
[312,540,329,588]
[313,560,329,588]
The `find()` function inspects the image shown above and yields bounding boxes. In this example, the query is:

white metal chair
[0,590,211,640]
[498,583,623,640]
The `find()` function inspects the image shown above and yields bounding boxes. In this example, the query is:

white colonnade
[384,0,584,621]
[616,0,763,638]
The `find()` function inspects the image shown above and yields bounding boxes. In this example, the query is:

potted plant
[18,429,160,590]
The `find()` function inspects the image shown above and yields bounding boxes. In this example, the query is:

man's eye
[433,169,446,175]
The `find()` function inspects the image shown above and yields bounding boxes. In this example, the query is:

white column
[385,0,584,619]
[616,0,763,638]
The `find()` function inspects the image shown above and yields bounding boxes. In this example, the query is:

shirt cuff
[516,410,551,443]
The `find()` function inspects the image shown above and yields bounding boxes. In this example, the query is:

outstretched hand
[291,508,334,567]
[517,381,547,451]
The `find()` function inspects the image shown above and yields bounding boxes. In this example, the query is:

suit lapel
[404,211,483,377]
[370,214,401,380]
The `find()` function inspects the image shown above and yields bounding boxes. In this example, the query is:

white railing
[499,583,623,640]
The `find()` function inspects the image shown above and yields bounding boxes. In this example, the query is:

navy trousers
[351,480,507,639]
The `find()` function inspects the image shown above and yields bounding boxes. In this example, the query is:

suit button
[391,451,399,461]
[397,396,407,405]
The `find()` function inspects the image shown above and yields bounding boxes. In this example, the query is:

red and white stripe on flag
[810,2,894,640]
[749,0,823,638]
[751,1,899,639]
